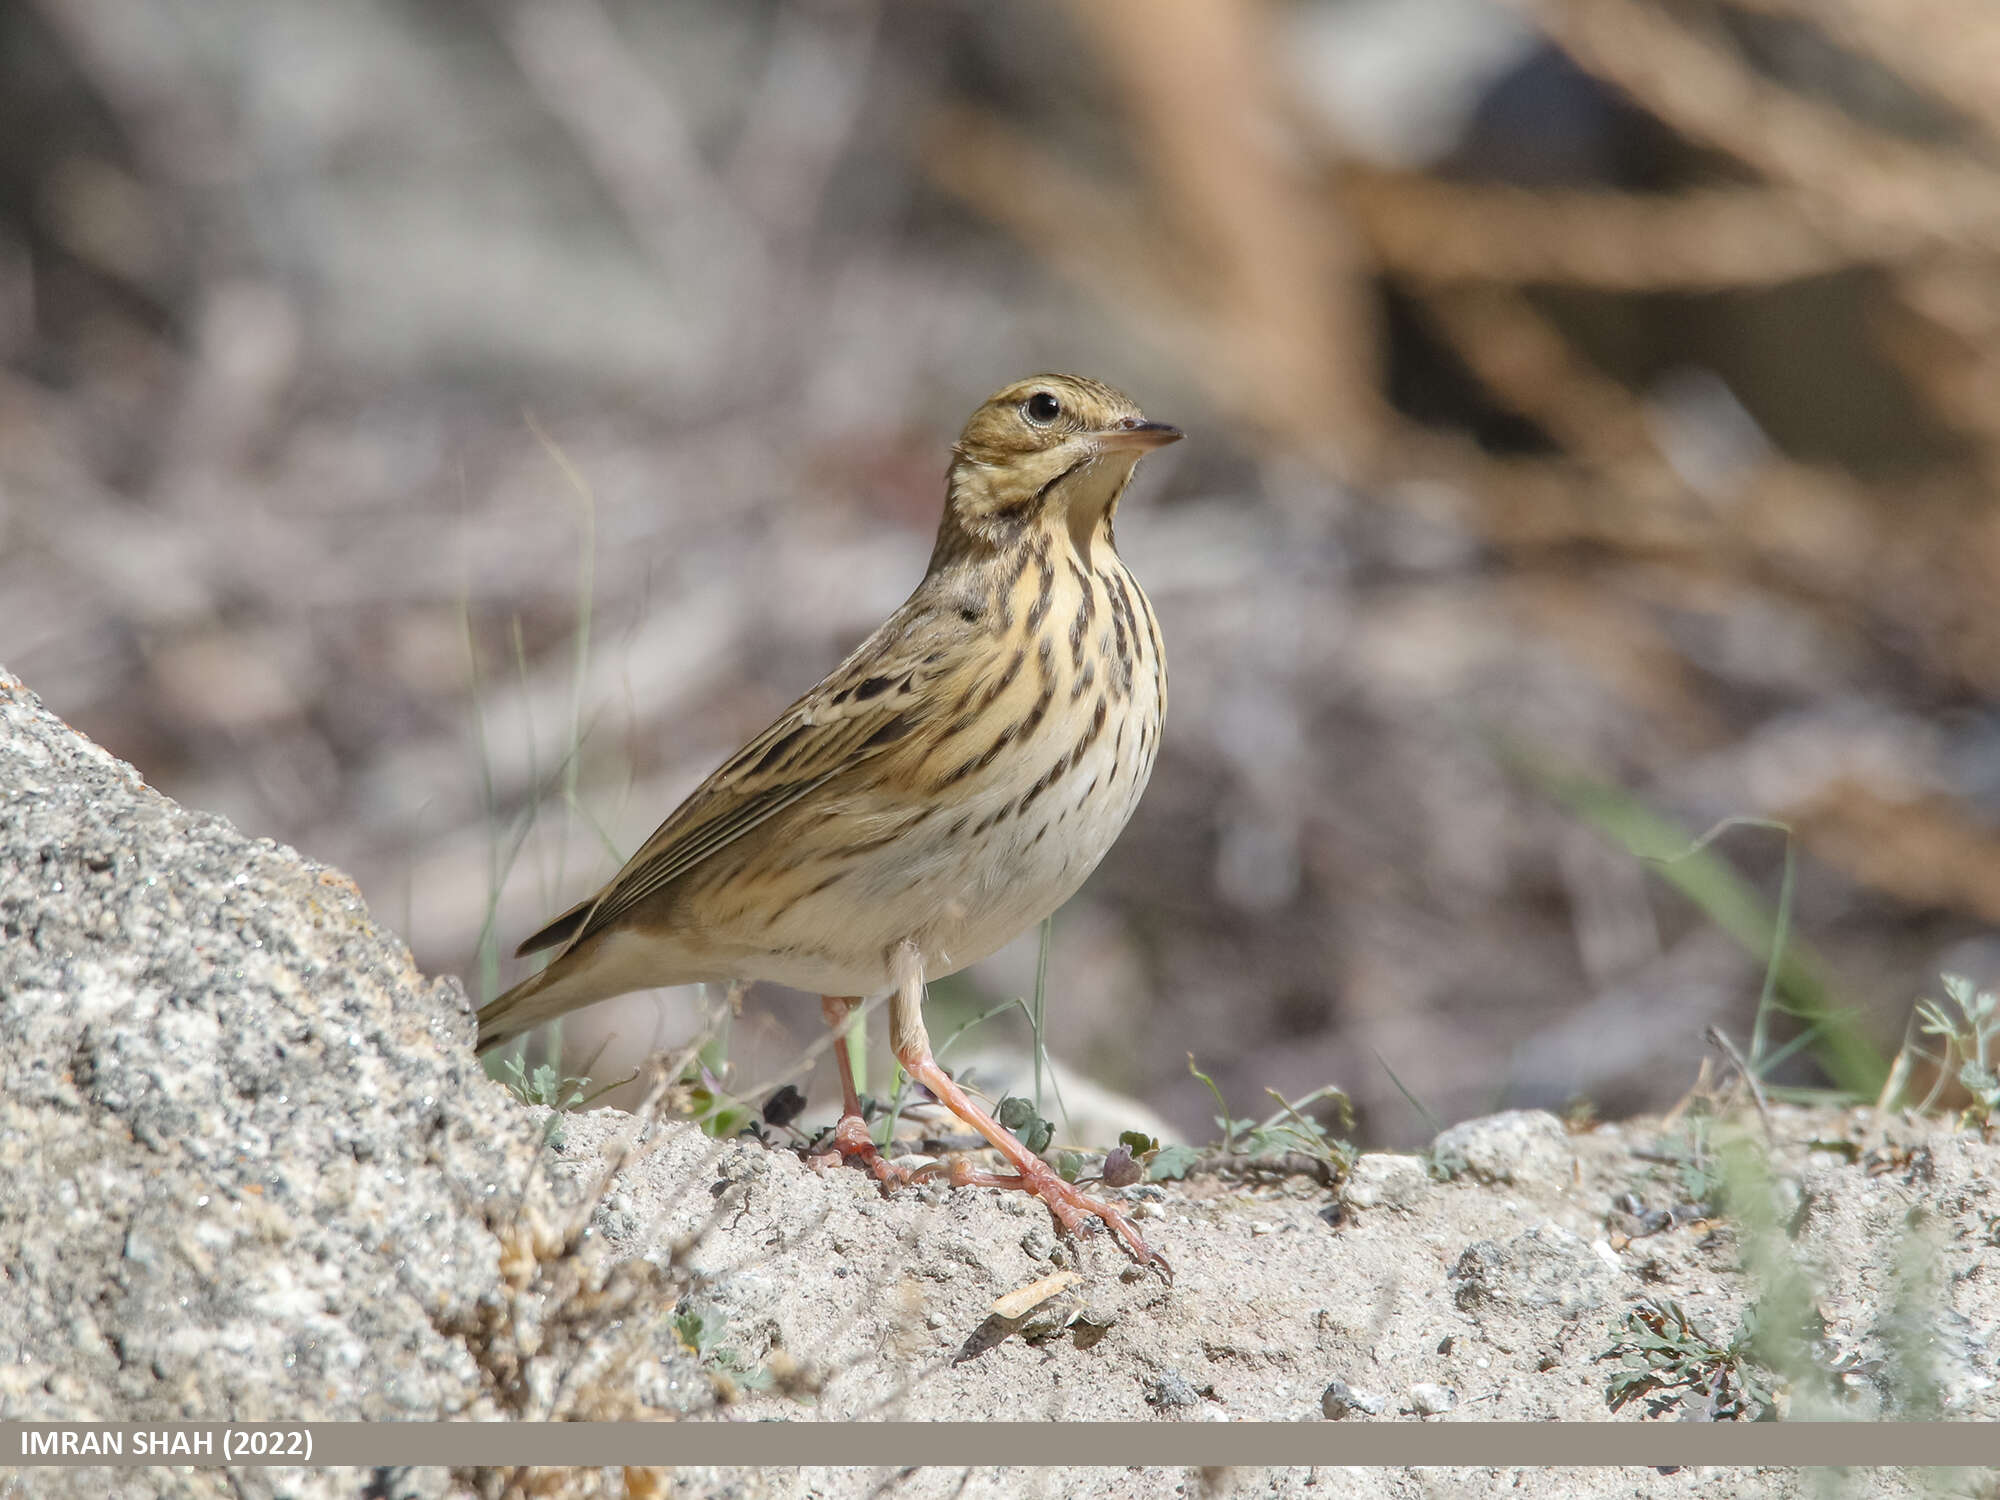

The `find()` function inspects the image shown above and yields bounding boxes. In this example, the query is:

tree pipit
[477,374,1181,1272]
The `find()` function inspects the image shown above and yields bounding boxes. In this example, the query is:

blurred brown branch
[1791,780,2000,927]
[1725,0,2000,148]
[1514,0,2000,250]
[1412,283,1665,474]
[1341,171,1903,290]
[1058,0,1390,477]
[1875,260,2000,486]
[921,102,1388,473]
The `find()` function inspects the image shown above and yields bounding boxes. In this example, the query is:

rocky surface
[0,667,714,1499]
[5,665,1999,1500]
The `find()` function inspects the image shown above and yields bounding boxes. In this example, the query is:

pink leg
[808,995,908,1186]
[884,944,1168,1277]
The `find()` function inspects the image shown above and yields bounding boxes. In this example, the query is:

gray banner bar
[5,1423,2000,1468]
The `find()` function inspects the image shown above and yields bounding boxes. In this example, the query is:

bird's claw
[945,1154,1166,1276]
[809,1112,913,1187]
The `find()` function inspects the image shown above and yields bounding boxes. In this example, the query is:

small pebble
[1429,1111,1571,1190]
[1148,1370,1202,1409]
[1341,1155,1429,1211]
[1320,1379,1386,1419]
[1409,1383,1457,1416]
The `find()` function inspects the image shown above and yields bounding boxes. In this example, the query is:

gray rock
[1320,1378,1387,1418]
[1147,1368,1203,1409]
[1342,1153,1431,1211]
[1450,1224,1615,1320]
[1019,1226,1057,1263]
[1450,1240,1508,1311]
[1408,1382,1457,1416]
[1430,1110,1574,1189]
[0,668,703,1496]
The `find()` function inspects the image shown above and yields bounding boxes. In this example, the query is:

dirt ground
[535,1097,2000,1436]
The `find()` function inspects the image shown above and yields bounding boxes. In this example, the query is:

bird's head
[939,374,1181,556]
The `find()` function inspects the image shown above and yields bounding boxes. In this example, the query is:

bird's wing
[514,611,960,958]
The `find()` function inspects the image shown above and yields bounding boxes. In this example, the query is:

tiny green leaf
[1147,1144,1201,1181]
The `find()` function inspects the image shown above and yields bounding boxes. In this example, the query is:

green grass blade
[1532,765,1885,1097]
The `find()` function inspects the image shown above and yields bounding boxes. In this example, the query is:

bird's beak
[1094,417,1184,453]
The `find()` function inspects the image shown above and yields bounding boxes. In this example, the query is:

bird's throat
[1063,455,1136,560]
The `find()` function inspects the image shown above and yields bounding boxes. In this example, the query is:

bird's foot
[879,951,1170,1280]
[808,1112,914,1187]
[948,1157,1170,1280]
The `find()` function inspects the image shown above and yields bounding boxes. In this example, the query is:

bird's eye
[1023,391,1061,425]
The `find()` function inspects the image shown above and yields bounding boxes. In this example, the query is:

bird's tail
[475,929,678,1055]
[474,961,588,1056]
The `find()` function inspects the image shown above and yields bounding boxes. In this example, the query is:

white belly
[742,669,1162,996]
[914,682,1161,976]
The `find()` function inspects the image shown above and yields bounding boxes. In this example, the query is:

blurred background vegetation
[6,0,1999,1145]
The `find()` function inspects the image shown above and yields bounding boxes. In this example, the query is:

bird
[476,373,1181,1270]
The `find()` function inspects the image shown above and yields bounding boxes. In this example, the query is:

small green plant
[996,1094,1055,1153]
[1372,1049,1449,1151]
[1424,1142,1467,1183]
[1517,763,1889,1099]
[673,1299,773,1393]
[1601,1096,1853,1422]
[1243,1083,1355,1173]
[1126,1057,1354,1183]
[1910,973,2000,1131]
[1117,1127,1199,1183]
[1188,1054,1255,1155]
[1651,1112,1725,1213]
[497,1052,606,1147]
[1600,1297,1779,1420]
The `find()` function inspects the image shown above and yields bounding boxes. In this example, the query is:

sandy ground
[8,665,1999,1500]
[536,1098,1999,1433]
